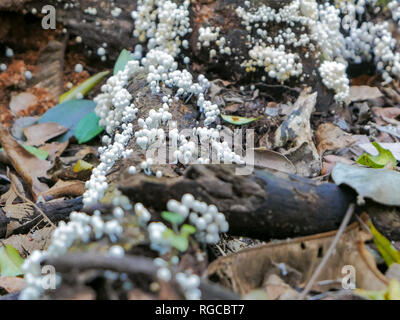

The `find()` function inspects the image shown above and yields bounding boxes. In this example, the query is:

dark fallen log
[0,196,83,238]
[119,164,356,241]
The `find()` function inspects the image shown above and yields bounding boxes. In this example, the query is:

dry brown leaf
[207,219,388,296]
[263,274,300,300]
[0,125,51,199]
[349,86,383,102]
[315,123,356,155]
[40,179,85,199]
[9,92,37,115]
[250,148,296,174]
[0,276,26,293]
[24,122,68,147]
[321,155,354,175]
[372,107,400,120]
[59,146,98,165]
[40,141,69,162]
[2,227,53,257]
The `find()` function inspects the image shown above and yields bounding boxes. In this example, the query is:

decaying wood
[118,164,356,241]
[0,196,83,238]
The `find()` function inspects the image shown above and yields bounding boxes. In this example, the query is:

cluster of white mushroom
[84,7,97,16]
[19,210,124,299]
[132,0,191,59]
[197,26,233,58]
[319,61,350,102]
[234,0,400,100]
[176,271,202,300]
[389,1,400,29]
[154,258,201,299]
[168,194,229,245]
[132,1,220,125]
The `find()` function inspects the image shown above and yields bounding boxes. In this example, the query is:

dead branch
[118,164,356,241]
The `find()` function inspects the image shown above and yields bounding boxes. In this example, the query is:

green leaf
[38,100,96,142]
[23,145,48,160]
[357,142,397,169]
[180,224,196,237]
[74,112,104,144]
[355,280,400,300]
[0,244,24,277]
[369,221,400,267]
[170,235,189,252]
[161,211,185,225]
[221,114,261,126]
[163,229,189,252]
[0,145,48,160]
[59,71,109,103]
[114,49,133,75]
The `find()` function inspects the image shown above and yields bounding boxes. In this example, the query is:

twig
[45,253,158,276]
[299,203,355,300]
[45,252,239,300]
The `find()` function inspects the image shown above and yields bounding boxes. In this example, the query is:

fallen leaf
[0,125,51,199]
[332,162,400,206]
[38,100,97,142]
[369,221,400,267]
[24,122,68,146]
[0,276,26,293]
[9,92,37,115]
[371,123,400,139]
[59,71,109,103]
[349,86,383,102]
[23,146,49,160]
[250,148,296,174]
[355,279,400,300]
[73,160,93,173]
[0,244,24,277]
[39,141,69,162]
[74,112,104,144]
[221,114,261,125]
[372,107,400,121]
[356,142,397,169]
[0,145,49,160]
[321,155,354,175]
[114,49,133,75]
[10,116,39,140]
[40,180,85,199]
[359,142,400,161]
[207,218,388,295]
[2,227,53,256]
[263,274,300,300]
[315,123,357,155]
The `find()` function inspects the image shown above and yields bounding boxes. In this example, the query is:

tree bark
[118,165,356,241]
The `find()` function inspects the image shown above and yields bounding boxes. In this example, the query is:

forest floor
[0,0,400,301]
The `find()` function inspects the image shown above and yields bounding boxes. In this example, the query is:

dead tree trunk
[118,165,356,241]
[0,0,334,109]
